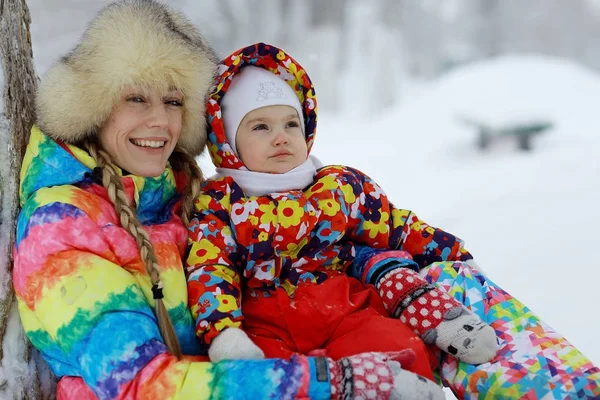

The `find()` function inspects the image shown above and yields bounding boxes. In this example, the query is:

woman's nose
[147,104,169,128]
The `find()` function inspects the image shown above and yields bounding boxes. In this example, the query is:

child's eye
[286,121,300,128]
[127,95,145,103]
[252,124,269,131]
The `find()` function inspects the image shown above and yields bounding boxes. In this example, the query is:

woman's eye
[252,124,269,131]
[166,99,183,107]
[127,95,145,103]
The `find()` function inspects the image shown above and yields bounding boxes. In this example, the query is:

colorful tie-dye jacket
[186,43,474,346]
[14,127,332,400]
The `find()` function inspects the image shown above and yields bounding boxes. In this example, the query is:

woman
[13,1,443,399]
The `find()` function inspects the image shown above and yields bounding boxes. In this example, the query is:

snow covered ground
[199,54,600,398]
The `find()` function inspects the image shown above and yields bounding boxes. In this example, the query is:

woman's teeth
[131,139,166,148]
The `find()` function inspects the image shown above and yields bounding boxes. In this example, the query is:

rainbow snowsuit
[13,127,333,400]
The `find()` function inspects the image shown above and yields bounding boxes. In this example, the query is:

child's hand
[421,306,499,364]
[378,268,498,364]
[208,327,265,362]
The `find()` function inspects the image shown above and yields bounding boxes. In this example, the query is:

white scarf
[214,156,323,197]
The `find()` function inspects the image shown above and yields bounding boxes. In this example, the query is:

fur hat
[36,0,218,156]
[221,66,305,155]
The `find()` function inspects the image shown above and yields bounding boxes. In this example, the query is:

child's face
[236,105,308,174]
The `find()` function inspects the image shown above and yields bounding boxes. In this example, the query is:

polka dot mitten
[328,350,445,400]
[377,267,498,364]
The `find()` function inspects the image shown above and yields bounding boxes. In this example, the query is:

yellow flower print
[220,226,237,248]
[281,280,296,297]
[285,61,298,77]
[212,264,240,285]
[259,203,277,226]
[294,68,306,83]
[196,184,230,211]
[318,198,341,217]
[276,50,286,60]
[340,182,357,204]
[215,317,241,331]
[258,231,269,242]
[287,62,305,84]
[324,257,345,272]
[391,209,410,229]
[216,294,239,313]
[280,237,309,258]
[188,239,220,265]
[410,220,422,232]
[208,142,221,161]
[195,193,212,212]
[281,62,305,96]
[306,175,338,197]
[221,226,233,238]
[249,215,259,225]
[278,200,304,229]
[363,211,390,239]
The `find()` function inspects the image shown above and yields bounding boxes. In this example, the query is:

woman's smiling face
[98,86,184,177]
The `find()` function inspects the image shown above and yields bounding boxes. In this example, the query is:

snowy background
[6,0,600,398]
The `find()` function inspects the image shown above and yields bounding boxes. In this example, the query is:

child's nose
[273,130,289,145]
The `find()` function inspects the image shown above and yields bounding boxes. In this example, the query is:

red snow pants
[242,275,435,381]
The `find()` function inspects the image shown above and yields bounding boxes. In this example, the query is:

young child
[186,43,498,385]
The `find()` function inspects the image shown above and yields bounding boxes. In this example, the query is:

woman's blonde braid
[170,146,204,226]
[86,141,182,359]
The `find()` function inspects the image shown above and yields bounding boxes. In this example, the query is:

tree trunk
[1,1,54,398]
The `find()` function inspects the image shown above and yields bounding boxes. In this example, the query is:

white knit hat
[221,66,305,155]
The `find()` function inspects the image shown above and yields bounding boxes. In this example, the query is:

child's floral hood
[206,42,317,170]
